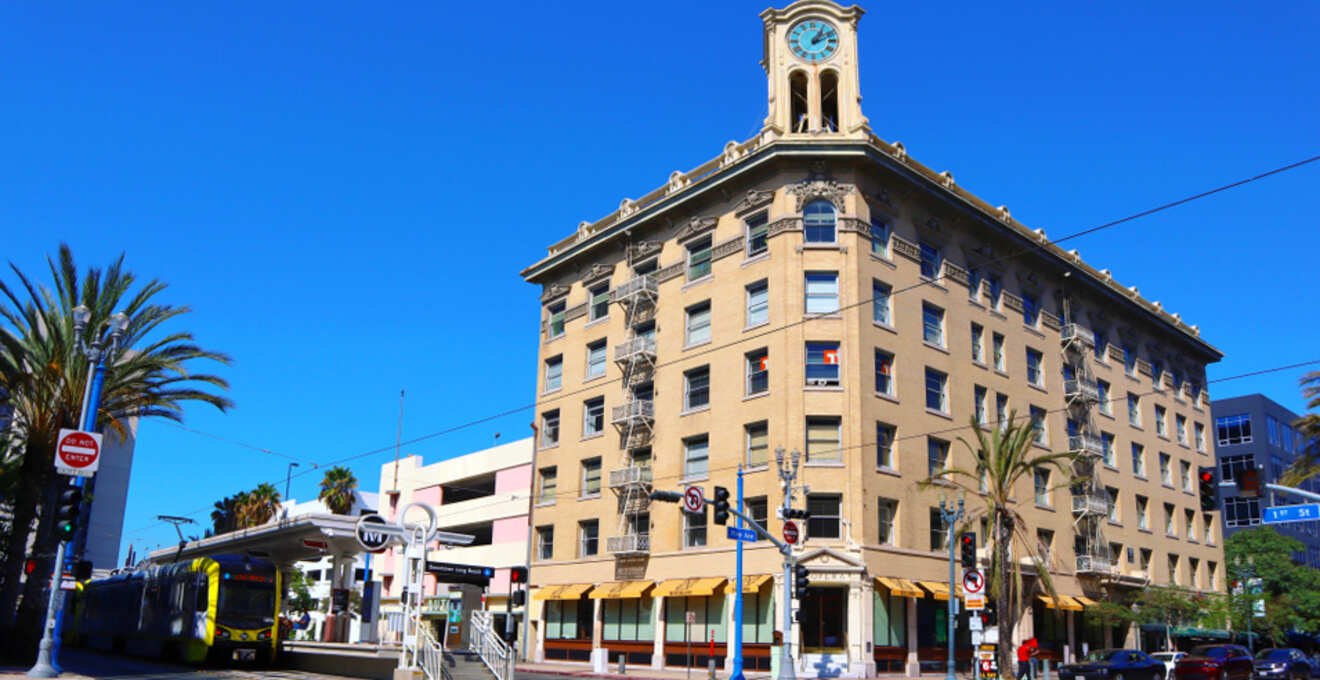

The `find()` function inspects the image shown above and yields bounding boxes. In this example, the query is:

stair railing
[417,621,448,680]
[469,609,515,680]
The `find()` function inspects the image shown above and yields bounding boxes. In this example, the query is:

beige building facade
[519,2,1225,677]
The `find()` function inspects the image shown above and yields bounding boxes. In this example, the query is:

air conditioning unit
[807,378,838,386]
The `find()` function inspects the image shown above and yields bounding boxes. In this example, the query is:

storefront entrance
[800,587,848,652]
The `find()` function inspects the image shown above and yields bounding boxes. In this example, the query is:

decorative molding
[581,263,615,284]
[655,262,685,283]
[734,189,775,216]
[1002,291,1025,313]
[944,261,971,287]
[892,235,921,262]
[1107,345,1125,362]
[676,216,719,244]
[628,241,662,263]
[618,198,636,219]
[540,284,570,304]
[1136,359,1153,377]
[666,170,689,195]
[918,215,944,235]
[838,217,870,236]
[712,235,745,262]
[1041,310,1062,331]
[866,187,897,217]
[767,216,801,238]
[564,303,587,322]
[787,178,855,212]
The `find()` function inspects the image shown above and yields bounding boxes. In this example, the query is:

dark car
[1254,648,1312,680]
[1174,645,1254,680]
[1059,649,1166,680]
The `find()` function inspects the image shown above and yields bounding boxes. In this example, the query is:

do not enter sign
[55,429,102,478]
[783,520,799,545]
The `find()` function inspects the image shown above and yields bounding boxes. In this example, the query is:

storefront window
[601,598,654,641]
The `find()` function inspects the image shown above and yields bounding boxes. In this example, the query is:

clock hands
[812,28,826,45]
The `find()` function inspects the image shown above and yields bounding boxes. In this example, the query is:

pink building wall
[495,465,531,494]
[413,485,442,508]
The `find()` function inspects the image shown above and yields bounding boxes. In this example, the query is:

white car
[1150,652,1186,679]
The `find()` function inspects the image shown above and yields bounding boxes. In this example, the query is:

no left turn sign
[55,429,102,478]
[683,486,704,513]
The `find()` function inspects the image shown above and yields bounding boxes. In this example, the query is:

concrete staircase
[446,650,497,680]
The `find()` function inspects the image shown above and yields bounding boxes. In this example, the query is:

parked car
[1173,645,1254,680]
[1059,649,1166,680]
[1254,648,1312,680]
[1308,653,1320,679]
[1152,652,1187,679]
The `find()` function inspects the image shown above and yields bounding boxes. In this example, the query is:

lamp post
[940,499,965,680]
[285,462,300,516]
[29,306,128,678]
[1233,556,1257,653]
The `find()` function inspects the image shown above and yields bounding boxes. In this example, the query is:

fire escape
[606,267,657,556]
[1062,318,1115,577]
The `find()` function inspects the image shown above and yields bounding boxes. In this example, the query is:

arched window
[790,71,809,133]
[803,200,836,243]
[820,71,839,132]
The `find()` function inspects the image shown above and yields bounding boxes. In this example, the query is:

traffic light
[1237,466,1261,499]
[1198,466,1218,511]
[713,486,730,525]
[510,566,528,584]
[24,558,37,575]
[56,487,83,542]
[649,490,683,503]
[75,559,93,581]
[793,564,810,599]
[960,532,977,568]
[784,508,811,521]
[511,590,526,607]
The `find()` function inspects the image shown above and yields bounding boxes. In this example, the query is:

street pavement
[0,649,364,680]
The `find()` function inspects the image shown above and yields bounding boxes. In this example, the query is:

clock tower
[760,0,869,140]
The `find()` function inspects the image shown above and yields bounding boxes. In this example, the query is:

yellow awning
[1037,594,1082,611]
[533,583,594,601]
[876,577,925,598]
[588,581,654,599]
[1073,596,1100,607]
[653,577,727,597]
[739,574,773,593]
[918,581,962,601]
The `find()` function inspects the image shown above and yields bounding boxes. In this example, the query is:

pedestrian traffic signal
[960,532,977,568]
[510,566,528,583]
[56,487,83,542]
[511,590,526,607]
[713,486,730,525]
[793,564,810,599]
[24,558,37,575]
[1198,466,1218,511]
[1237,466,1261,499]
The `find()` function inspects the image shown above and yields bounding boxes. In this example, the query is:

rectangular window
[1164,502,1176,535]
[1097,380,1111,414]
[545,356,563,392]
[922,303,945,346]
[589,283,610,321]
[1215,413,1253,446]
[538,466,558,504]
[586,340,607,378]
[1189,556,1200,588]
[1155,405,1167,436]
[1168,554,1179,585]
[992,333,1005,371]
[1180,460,1192,492]
[967,268,981,302]
[746,348,769,396]
[1033,468,1050,506]
[684,507,707,548]
[806,416,842,462]
[1219,454,1254,483]
[1128,393,1141,426]
[876,422,896,468]
[684,435,709,479]
[971,323,984,363]
[1026,349,1043,386]
[1136,495,1149,530]
[872,280,891,325]
[995,393,1009,430]
[537,525,554,560]
[1195,422,1206,451]
[685,301,711,346]
[925,368,948,413]
[929,507,949,551]
[927,437,949,477]
[1106,487,1119,522]
[747,497,769,528]
[1151,360,1165,389]
[583,396,605,436]
[1123,344,1137,375]
[986,274,1002,309]
[807,494,842,539]
[1224,497,1261,527]
[541,410,560,447]
[1101,432,1115,467]
[1094,331,1109,362]
[1022,293,1040,327]
[684,366,710,411]
[746,421,769,468]
[1132,443,1146,477]
[805,341,841,386]
[1176,414,1188,444]
[974,385,988,425]
[745,212,769,257]
[804,201,836,242]
[919,242,942,279]
[687,237,712,280]
[582,457,602,496]
[746,280,769,327]
[1030,406,1047,444]
[548,302,566,338]
[1036,529,1053,561]
[874,349,894,396]
[870,215,891,257]
[877,498,897,545]
[579,520,598,557]
[805,272,839,314]
[1204,515,1214,543]
[1159,453,1172,485]
[1185,509,1196,540]
[1268,415,1280,445]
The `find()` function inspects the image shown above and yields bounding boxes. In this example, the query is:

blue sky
[1,0,1317,559]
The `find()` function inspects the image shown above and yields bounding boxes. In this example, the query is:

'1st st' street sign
[1263,503,1320,525]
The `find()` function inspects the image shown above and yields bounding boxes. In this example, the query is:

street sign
[59,577,77,591]
[969,616,983,632]
[55,429,102,478]
[964,595,986,610]
[686,611,696,624]
[963,569,985,594]
[356,514,391,553]
[783,520,799,545]
[1263,503,1320,524]
[727,526,757,542]
[683,486,704,513]
[426,561,495,587]
[331,587,349,614]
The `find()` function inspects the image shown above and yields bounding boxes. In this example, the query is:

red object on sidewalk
[708,630,714,657]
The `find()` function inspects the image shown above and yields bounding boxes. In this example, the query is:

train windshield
[218,580,276,619]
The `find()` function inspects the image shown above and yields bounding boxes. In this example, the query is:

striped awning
[1073,595,1100,607]
[1038,594,1084,611]
[876,577,925,598]
[588,581,654,599]
[918,581,963,601]
[738,574,773,593]
[653,577,726,597]
[533,583,594,601]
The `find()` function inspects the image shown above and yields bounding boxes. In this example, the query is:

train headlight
[215,628,230,639]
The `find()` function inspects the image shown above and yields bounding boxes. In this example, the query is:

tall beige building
[518,1,1224,677]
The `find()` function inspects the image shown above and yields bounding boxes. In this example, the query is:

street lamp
[939,498,965,680]
[285,462,300,517]
[1233,556,1257,653]
[29,306,131,678]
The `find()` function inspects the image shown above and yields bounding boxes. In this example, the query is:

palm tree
[1281,370,1320,486]
[318,466,358,514]
[920,412,1079,678]
[244,483,282,526]
[0,244,232,634]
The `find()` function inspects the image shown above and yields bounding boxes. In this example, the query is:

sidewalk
[516,662,919,680]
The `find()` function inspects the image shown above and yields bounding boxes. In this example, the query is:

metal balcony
[610,275,658,304]
[1064,378,1100,404]
[611,399,654,426]
[1071,494,1109,517]
[614,337,657,364]
[1060,323,1095,348]
[1067,433,1105,458]
[1075,554,1115,575]
[608,466,653,489]
[607,533,651,555]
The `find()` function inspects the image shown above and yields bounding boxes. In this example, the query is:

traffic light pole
[731,465,745,680]
[940,499,964,680]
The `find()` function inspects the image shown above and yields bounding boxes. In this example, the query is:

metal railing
[1071,494,1110,517]
[417,620,448,680]
[608,466,653,488]
[1075,554,1115,574]
[470,609,515,680]
[607,533,651,555]
[1067,433,1106,458]
[610,399,654,425]
[1064,378,1100,403]
[610,275,658,302]
[1060,323,1095,348]
[614,337,657,363]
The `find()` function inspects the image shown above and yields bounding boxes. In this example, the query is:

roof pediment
[795,546,866,571]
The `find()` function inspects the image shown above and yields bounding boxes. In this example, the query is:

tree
[210,492,247,535]
[283,568,314,614]
[0,245,232,642]
[1131,587,1205,651]
[1223,527,1320,642]
[318,466,358,515]
[921,412,1078,677]
[1281,370,1320,487]
[243,483,281,526]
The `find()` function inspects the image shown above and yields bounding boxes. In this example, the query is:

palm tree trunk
[997,511,1015,680]
[15,466,60,640]
[0,442,45,629]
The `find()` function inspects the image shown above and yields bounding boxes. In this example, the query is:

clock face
[788,19,839,63]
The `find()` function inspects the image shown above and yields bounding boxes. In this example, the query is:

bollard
[1042,659,1052,680]
[618,653,626,675]
[708,657,716,680]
